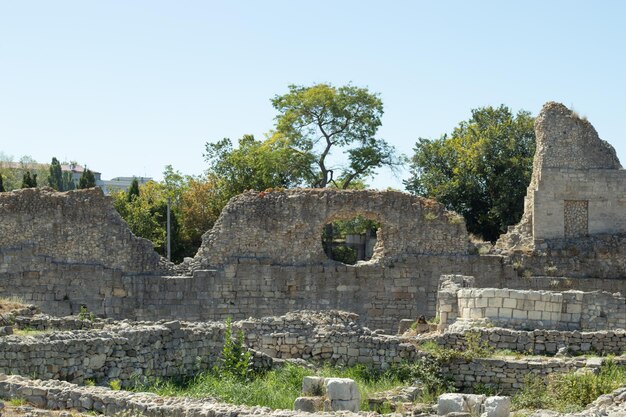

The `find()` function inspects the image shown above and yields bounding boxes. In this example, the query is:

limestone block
[294,396,325,412]
[325,378,360,401]
[481,396,511,417]
[302,376,325,396]
[512,310,527,320]
[438,393,485,416]
[438,393,466,415]
[502,298,516,309]
[330,399,360,412]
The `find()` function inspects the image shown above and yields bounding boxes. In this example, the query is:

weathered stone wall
[437,277,626,331]
[1,311,613,400]
[428,327,626,356]
[533,168,626,240]
[497,101,625,250]
[1,248,513,331]
[0,321,225,387]
[1,187,521,331]
[442,357,600,395]
[0,311,424,387]
[192,189,470,268]
[0,188,168,274]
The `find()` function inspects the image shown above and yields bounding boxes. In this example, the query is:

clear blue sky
[2,1,625,189]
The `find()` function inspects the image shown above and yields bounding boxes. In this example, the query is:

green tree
[404,105,535,242]
[47,157,63,190]
[127,178,140,201]
[62,171,76,191]
[271,83,400,188]
[0,173,4,192]
[77,168,96,189]
[21,171,37,188]
[204,133,315,198]
[113,180,191,262]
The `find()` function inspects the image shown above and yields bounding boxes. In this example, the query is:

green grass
[134,361,453,411]
[12,327,52,336]
[8,398,27,406]
[513,360,626,413]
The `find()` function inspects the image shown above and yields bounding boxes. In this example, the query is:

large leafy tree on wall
[204,133,316,199]
[404,105,535,242]
[271,83,401,189]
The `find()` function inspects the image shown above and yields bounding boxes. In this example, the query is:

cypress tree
[62,171,76,191]
[47,157,63,190]
[22,171,37,188]
[77,168,96,189]
[127,178,140,201]
[0,173,4,192]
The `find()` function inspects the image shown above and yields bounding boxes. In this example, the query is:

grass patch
[0,295,26,314]
[419,331,494,361]
[513,360,626,413]
[8,398,27,406]
[134,360,453,410]
[12,327,52,337]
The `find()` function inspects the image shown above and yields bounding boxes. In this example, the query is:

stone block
[330,399,360,412]
[502,298,516,309]
[512,310,527,320]
[482,396,511,417]
[294,396,325,412]
[302,376,325,396]
[438,393,466,415]
[438,393,485,416]
[325,378,359,401]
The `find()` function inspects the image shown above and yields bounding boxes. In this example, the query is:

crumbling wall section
[0,188,167,274]
[497,102,625,250]
[193,189,470,268]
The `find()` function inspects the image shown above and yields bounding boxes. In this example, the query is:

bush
[220,317,252,381]
[513,360,626,412]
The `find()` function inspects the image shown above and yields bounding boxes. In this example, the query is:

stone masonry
[498,102,626,250]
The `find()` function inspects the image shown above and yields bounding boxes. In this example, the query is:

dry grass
[0,296,27,314]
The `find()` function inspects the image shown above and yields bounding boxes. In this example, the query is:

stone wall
[442,357,600,395]
[0,188,168,274]
[498,102,625,250]
[0,187,521,331]
[427,327,626,356]
[0,311,425,387]
[192,189,470,268]
[438,277,626,331]
[1,311,612,400]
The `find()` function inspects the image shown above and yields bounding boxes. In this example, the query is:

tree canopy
[271,83,400,188]
[204,133,315,200]
[21,171,37,188]
[77,168,96,189]
[46,157,75,191]
[404,105,535,242]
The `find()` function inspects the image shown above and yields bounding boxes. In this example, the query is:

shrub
[220,317,252,381]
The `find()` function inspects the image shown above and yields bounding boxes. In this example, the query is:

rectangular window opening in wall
[564,200,589,237]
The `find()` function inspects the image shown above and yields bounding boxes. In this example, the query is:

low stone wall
[0,321,227,387]
[240,311,421,366]
[427,328,626,356]
[443,357,601,394]
[0,374,306,417]
[438,278,626,331]
[0,311,424,387]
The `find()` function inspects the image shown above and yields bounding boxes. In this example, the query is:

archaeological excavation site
[1,102,626,417]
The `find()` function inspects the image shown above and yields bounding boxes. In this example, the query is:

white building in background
[1,161,152,194]
[98,176,152,195]
[61,164,152,194]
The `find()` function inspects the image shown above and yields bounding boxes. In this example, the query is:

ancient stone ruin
[0,101,625,417]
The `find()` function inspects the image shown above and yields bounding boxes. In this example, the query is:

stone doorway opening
[321,215,380,264]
